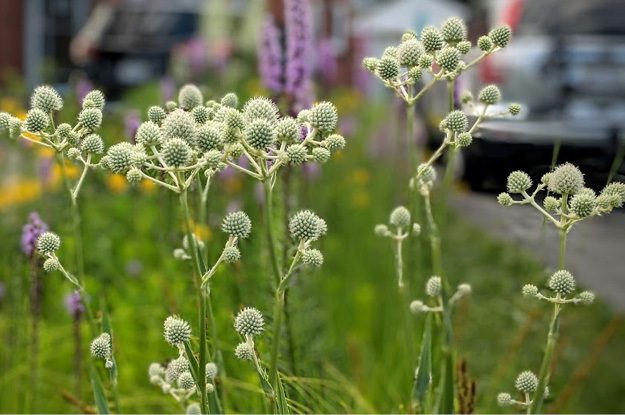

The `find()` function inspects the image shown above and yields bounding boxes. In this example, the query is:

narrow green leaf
[89,365,110,414]
[412,314,433,409]
[275,373,290,414]
[208,380,223,414]
[183,342,200,381]
[101,309,118,381]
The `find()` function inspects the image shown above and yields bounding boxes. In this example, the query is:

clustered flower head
[497,370,549,409]
[410,278,471,314]
[522,270,594,305]
[164,316,192,346]
[91,332,114,369]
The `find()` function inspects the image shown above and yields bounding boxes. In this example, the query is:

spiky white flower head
[549,163,584,195]
[302,249,324,267]
[31,85,63,112]
[170,356,190,377]
[522,284,538,297]
[83,90,105,110]
[376,57,400,80]
[456,132,472,147]
[426,276,442,297]
[43,257,59,272]
[194,125,222,153]
[67,148,82,162]
[37,232,61,254]
[408,67,422,84]
[515,371,538,393]
[601,182,625,207]
[126,167,142,185]
[135,121,162,146]
[81,134,104,154]
[456,40,471,54]
[215,107,244,130]
[478,85,501,105]
[312,147,331,164]
[437,47,461,72]
[374,224,390,237]
[489,25,512,48]
[549,270,576,295]
[382,46,398,59]
[362,57,379,73]
[164,316,192,346]
[205,362,218,380]
[234,342,254,360]
[286,144,308,165]
[0,112,13,132]
[507,171,532,194]
[310,102,338,133]
[25,109,49,132]
[443,110,468,132]
[289,210,326,241]
[243,97,279,124]
[323,134,346,153]
[105,142,133,174]
[90,333,112,359]
[417,163,437,184]
[441,17,467,44]
[78,108,102,131]
[508,103,521,116]
[421,26,443,52]
[402,30,418,42]
[206,383,215,393]
[244,119,276,150]
[222,211,252,239]
[569,193,596,218]
[191,106,209,124]
[497,192,513,207]
[222,246,240,264]
[413,223,421,235]
[418,53,434,69]
[221,92,238,109]
[497,392,512,406]
[147,106,166,125]
[149,362,165,378]
[178,84,203,109]
[276,117,300,143]
[543,196,559,212]
[477,35,493,52]
[166,101,178,112]
[457,283,472,295]
[228,142,244,160]
[389,206,411,228]
[162,109,195,144]
[579,291,595,305]
[186,403,202,415]
[460,91,473,104]
[398,39,423,67]
[409,300,425,314]
[204,150,223,169]
[162,138,192,168]
[234,307,264,336]
[178,372,195,390]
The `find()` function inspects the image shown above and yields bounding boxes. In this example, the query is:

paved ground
[453,192,625,311]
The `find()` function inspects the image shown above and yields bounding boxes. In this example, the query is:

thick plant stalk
[442,79,457,201]
[406,103,423,286]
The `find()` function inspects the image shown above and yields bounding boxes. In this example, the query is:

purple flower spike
[284,0,313,96]
[258,16,285,94]
[21,212,49,257]
[65,291,84,316]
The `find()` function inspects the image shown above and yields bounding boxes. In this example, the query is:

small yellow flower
[194,224,212,243]
[139,179,156,194]
[352,169,370,185]
[223,176,243,194]
[352,190,371,208]
[106,174,128,194]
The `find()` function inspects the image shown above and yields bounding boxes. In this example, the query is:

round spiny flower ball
[37,232,61,254]
[579,187,596,197]
[426,276,442,297]
[130,147,147,167]
[171,356,190,376]
[595,194,617,211]
[441,17,467,44]
[286,144,308,165]
[402,30,418,42]
[126,167,143,185]
[81,133,104,154]
[205,149,223,169]
[421,26,443,52]
[162,138,192,168]
[497,192,513,207]
[302,249,324,267]
[0,112,13,131]
[460,91,473,104]
[43,257,59,272]
[362,57,379,73]
[398,39,423,67]
[457,283,472,295]
[222,127,239,145]
[437,47,461,72]
[186,403,201,415]
[78,108,102,131]
[569,193,596,218]
[478,85,501,105]
[515,371,538,393]
[206,383,215,394]
[323,134,346,153]
[83,99,96,109]
[84,90,105,110]
[221,92,238,108]
[376,56,400,80]
[31,85,63,112]
[228,142,244,159]
[375,224,389,237]
[136,121,163,146]
[222,211,252,239]
[507,171,532,194]
[489,25,512,48]
[382,46,398,59]
[290,210,323,240]
[242,97,279,124]
[234,342,254,360]
[497,393,512,406]
[234,307,264,336]
[443,110,468,132]
[389,206,411,227]
[205,362,218,380]
[601,182,625,207]
[25,109,49,132]
[549,163,584,195]
[456,132,472,147]
[147,106,166,125]
[409,300,424,314]
[166,101,178,112]
[310,102,338,133]
[579,291,595,305]
[178,372,195,390]
[67,148,81,160]
[478,35,493,52]
[162,109,195,144]
[312,147,331,164]
[418,53,434,69]
[90,333,111,359]
[196,124,223,152]
[417,163,436,183]
[541,172,553,186]
[222,246,240,264]
[244,119,276,150]
[164,316,192,345]
[408,67,422,84]
[106,143,133,173]
[549,270,576,295]
[8,116,23,138]
[297,109,311,124]
[522,284,538,297]
[191,106,209,124]
[215,107,244,129]
[508,103,521,116]
[276,117,300,143]
[149,363,165,378]
[543,196,559,212]
[178,84,203,109]
[456,40,471,55]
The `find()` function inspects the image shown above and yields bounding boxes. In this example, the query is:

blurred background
[1,0,624,413]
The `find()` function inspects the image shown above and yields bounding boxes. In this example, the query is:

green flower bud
[90,333,111,359]
[25,109,49,132]
[417,163,436,183]
[477,35,493,52]
[162,109,195,145]
[302,248,324,267]
[409,300,424,314]
[497,393,512,406]
[164,316,192,345]
[323,134,346,152]
[289,210,326,241]
[579,291,595,305]
[310,102,338,133]
[549,163,584,195]
[444,110,468,132]
[421,26,443,52]
[426,276,441,297]
[389,206,410,227]
[312,147,331,164]
[221,92,238,108]
[297,109,311,124]
[228,142,244,159]
[81,133,104,154]
[600,182,625,207]
[234,342,254,360]
[222,246,241,263]
[43,258,59,272]
[549,270,575,295]
[489,25,512,48]
[165,101,178,112]
[478,85,501,105]
[234,307,264,336]
[222,127,239,144]
[105,142,134,174]
[191,106,210,124]
[162,138,192,168]
[522,284,538,297]
[377,57,400,80]
[437,47,461,72]
[205,149,223,169]
[286,144,307,165]
[375,224,390,237]
[83,90,105,110]
[31,85,63,113]
[456,132,472,147]
[515,371,538,393]
[136,121,163,146]
[543,196,559,211]
[222,211,252,239]
[126,167,143,185]
[441,17,467,44]
[147,106,167,125]
[507,171,532,193]
[276,117,300,143]
[569,193,596,218]
[78,108,102,131]
[67,148,81,160]
[456,40,471,54]
[418,53,434,69]
[408,67,422,84]
[508,103,521,116]
[196,124,223,152]
[37,232,61,254]
[242,97,279,124]
[497,192,513,207]
[178,84,203,109]
[398,39,423,67]
[362,57,379,73]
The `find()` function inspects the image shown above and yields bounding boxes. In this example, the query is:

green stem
[423,190,442,276]
[441,79,457,202]
[263,179,282,287]
[406,103,423,286]
[269,289,285,389]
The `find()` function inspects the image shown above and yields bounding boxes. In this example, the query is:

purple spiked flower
[284,0,313,96]
[258,16,284,94]
[65,291,84,316]
[21,213,49,257]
